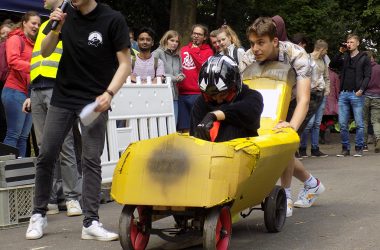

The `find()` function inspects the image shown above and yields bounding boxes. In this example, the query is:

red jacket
[4,29,34,95]
[178,42,213,94]
[324,69,340,115]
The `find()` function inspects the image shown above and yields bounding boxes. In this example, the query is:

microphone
[51,0,70,30]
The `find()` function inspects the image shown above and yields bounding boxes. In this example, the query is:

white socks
[304,174,317,188]
[285,187,292,200]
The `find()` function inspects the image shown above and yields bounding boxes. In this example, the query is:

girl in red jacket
[1,11,40,157]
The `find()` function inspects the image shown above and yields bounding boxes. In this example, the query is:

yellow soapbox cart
[111,62,299,249]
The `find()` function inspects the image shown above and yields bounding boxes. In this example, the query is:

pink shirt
[132,55,164,81]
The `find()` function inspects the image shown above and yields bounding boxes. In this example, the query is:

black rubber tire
[119,205,152,250]
[203,206,232,250]
[264,185,286,233]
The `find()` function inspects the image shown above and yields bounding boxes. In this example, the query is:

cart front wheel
[264,185,286,233]
[203,206,232,250]
[119,205,152,250]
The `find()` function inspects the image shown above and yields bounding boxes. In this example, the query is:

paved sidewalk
[1,133,379,249]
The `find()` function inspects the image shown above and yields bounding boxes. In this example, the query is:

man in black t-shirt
[190,55,263,142]
[26,0,131,241]
[330,34,371,157]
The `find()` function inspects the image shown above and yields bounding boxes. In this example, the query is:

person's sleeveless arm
[5,36,29,73]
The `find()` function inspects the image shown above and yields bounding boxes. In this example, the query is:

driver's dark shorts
[286,90,324,135]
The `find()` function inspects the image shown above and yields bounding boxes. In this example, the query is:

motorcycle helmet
[198,55,242,103]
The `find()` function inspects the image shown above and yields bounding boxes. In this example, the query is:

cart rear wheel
[119,205,152,250]
[203,206,232,250]
[264,185,286,233]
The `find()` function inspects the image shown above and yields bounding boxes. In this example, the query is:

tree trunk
[170,0,197,45]
[215,0,223,27]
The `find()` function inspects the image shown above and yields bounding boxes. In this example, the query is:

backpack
[0,36,25,83]
[232,47,239,64]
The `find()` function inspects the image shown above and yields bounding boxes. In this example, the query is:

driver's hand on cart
[195,112,217,141]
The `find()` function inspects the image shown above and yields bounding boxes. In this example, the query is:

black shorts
[286,90,324,135]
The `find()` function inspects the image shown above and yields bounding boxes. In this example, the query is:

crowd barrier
[100,76,176,183]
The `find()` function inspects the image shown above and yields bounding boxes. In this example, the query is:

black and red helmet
[198,55,242,103]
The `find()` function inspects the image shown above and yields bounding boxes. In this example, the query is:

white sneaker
[286,198,293,217]
[46,203,59,215]
[81,221,118,241]
[294,179,325,208]
[66,200,83,216]
[25,214,47,240]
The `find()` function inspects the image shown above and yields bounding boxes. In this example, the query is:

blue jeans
[1,87,32,157]
[338,91,365,150]
[300,96,327,149]
[177,94,200,130]
[173,100,178,125]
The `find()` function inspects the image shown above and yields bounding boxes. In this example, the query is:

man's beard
[139,47,151,52]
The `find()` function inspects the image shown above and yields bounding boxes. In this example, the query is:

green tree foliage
[103,0,380,54]
[102,0,171,45]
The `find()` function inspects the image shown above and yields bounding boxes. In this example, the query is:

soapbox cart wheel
[264,185,286,233]
[203,206,232,250]
[119,205,152,250]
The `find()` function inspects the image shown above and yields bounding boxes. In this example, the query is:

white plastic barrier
[101,76,176,183]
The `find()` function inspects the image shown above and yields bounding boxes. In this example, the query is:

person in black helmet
[190,55,263,142]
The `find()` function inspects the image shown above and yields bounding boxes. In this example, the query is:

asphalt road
[1,133,379,250]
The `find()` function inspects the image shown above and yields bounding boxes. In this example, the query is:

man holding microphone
[26,0,131,241]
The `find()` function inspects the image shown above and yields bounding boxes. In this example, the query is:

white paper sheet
[79,100,100,126]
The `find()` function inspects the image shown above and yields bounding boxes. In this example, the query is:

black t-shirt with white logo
[51,3,130,109]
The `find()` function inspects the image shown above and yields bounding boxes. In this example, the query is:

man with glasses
[177,24,213,132]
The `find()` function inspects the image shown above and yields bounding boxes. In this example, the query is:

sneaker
[299,148,308,158]
[353,147,363,157]
[294,179,325,208]
[26,214,47,240]
[295,151,303,160]
[66,200,82,217]
[363,145,369,152]
[311,148,328,157]
[337,149,350,157]
[286,198,293,217]
[81,221,119,241]
[46,203,59,215]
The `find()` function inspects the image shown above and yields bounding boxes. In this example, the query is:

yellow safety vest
[30,21,63,83]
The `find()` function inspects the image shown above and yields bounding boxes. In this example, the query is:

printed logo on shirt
[182,51,196,70]
[88,31,103,47]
